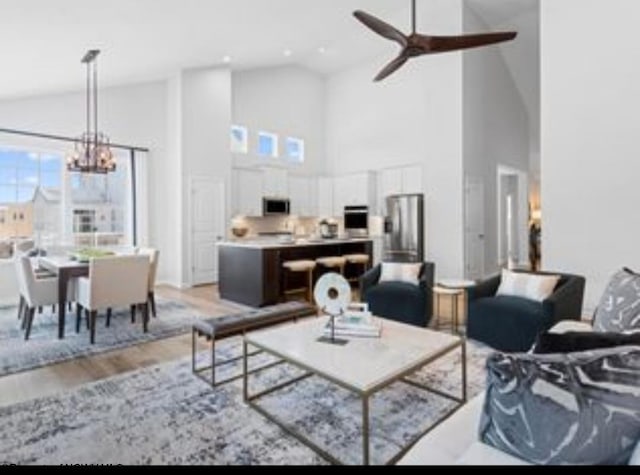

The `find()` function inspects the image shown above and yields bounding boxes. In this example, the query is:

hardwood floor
[0,284,463,408]
[0,285,240,408]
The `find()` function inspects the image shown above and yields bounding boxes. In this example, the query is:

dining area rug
[0,299,216,377]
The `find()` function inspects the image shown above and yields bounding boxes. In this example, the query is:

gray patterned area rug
[0,299,214,377]
[0,338,493,466]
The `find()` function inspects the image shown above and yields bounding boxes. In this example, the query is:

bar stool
[343,254,371,284]
[282,260,317,304]
[315,256,347,276]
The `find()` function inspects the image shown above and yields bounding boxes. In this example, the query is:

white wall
[541,0,640,312]
[180,67,232,287]
[232,65,326,176]
[326,0,465,279]
[463,6,531,277]
[158,76,183,287]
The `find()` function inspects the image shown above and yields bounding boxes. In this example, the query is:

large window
[0,150,62,205]
[0,149,62,242]
[0,146,134,251]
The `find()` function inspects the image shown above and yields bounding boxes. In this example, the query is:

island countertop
[217,237,374,250]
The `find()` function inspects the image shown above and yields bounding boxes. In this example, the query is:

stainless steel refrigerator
[383,194,425,263]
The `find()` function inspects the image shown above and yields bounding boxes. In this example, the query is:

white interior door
[191,177,225,286]
[465,178,486,280]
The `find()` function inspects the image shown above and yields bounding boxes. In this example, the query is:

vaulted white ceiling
[0,0,402,100]
[0,0,540,142]
[467,0,540,154]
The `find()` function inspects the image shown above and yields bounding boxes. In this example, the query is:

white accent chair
[16,256,74,341]
[136,248,160,318]
[75,255,150,344]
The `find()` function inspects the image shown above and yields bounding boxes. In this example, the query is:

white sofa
[398,394,529,465]
[399,320,640,466]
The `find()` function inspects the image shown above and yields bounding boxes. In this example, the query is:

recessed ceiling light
[318,47,327,54]
[222,55,232,64]
[283,49,293,57]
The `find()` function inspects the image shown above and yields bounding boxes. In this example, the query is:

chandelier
[67,50,116,174]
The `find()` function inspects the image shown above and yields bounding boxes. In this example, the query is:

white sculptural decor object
[314,273,352,346]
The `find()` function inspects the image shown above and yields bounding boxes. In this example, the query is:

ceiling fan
[354,0,518,82]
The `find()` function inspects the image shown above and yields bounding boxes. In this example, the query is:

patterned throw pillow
[480,347,640,465]
[496,269,561,303]
[594,269,640,333]
[379,263,422,286]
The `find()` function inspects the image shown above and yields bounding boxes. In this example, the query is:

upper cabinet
[289,175,317,217]
[262,167,289,198]
[378,165,423,213]
[233,168,263,217]
[333,172,377,216]
[402,165,423,194]
[378,168,403,212]
[317,177,334,218]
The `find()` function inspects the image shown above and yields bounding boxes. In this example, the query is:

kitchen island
[218,238,373,308]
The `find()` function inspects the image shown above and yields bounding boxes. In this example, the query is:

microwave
[263,198,291,216]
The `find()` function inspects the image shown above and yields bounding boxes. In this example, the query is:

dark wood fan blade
[374,54,409,82]
[354,10,408,47]
[418,31,517,54]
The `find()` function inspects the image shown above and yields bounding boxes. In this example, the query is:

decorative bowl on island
[232,227,249,238]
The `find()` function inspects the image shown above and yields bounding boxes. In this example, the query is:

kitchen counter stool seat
[343,254,371,284]
[282,260,317,304]
[316,256,347,275]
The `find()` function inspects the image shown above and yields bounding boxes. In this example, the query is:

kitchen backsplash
[231,216,385,239]
[231,216,321,238]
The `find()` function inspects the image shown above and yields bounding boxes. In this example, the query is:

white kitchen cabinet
[233,168,263,217]
[402,165,423,194]
[262,167,289,198]
[378,168,403,213]
[317,177,334,218]
[377,165,424,213]
[289,175,317,217]
[333,172,377,216]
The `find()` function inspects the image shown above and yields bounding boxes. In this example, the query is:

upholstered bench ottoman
[192,301,317,387]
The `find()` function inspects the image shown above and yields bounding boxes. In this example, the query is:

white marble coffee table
[243,318,467,466]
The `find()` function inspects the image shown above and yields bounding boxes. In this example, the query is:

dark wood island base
[218,240,373,308]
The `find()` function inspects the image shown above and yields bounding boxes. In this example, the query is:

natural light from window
[0,146,133,258]
[257,131,278,159]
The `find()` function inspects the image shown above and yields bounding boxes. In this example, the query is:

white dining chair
[75,255,150,344]
[136,248,160,318]
[16,256,75,341]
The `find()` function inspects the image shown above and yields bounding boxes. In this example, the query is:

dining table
[39,256,90,340]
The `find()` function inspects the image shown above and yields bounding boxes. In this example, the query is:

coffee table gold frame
[243,337,467,466]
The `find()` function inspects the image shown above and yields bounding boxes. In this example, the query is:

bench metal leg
[211,337,216,387]
[192,328,197,373]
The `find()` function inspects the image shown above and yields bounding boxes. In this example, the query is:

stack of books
[323,304,383,339]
